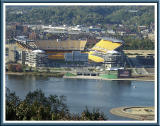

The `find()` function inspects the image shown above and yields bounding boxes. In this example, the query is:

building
[17,50,26,65]
[6,43,21,63]
[106,29,116,35]
[26,50,48,67]
[6,42,32,65]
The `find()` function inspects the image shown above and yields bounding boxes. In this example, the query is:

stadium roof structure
[32,50,45,53]
[35,39,87,51]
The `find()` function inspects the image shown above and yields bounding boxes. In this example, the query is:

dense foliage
[122,37,154,50]
[6,6,154,27]
[6,88,107,120]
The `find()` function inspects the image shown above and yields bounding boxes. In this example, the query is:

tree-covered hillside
[6,6,154,27]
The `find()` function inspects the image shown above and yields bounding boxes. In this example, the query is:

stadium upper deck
[34,39,87,51]
[88,39,123,63]
[92,39,122,53]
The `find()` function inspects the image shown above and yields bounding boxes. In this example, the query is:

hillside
[6,6,154,27]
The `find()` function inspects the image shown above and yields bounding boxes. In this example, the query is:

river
[5,75,154,121]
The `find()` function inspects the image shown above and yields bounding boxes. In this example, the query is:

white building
[26,50,48,67]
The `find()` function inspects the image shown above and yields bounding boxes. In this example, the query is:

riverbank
[63,75,154,82]
[6,72,154,81]
[6,72,64,77]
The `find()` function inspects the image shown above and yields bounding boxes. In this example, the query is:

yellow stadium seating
[92,39,121,53]
[88,39,122,62]
[88,54,104,62]
[48,55,64,60]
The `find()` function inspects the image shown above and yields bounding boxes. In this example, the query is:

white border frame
[3,3,158,124]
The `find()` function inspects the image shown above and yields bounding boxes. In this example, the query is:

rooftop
[32,50,45,53]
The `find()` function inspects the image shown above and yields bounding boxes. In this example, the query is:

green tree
[81,107,106,120]
[6,6,154,26]
[6,88,21,120]
[6,88,108,120]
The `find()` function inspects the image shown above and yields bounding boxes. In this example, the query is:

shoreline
[63,76,154,82]
[6,71,64,77]
[6,72,154,81]
[110,106,154,120]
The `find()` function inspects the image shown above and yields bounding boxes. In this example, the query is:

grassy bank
[6,71,64,77]
[63,75,154,81]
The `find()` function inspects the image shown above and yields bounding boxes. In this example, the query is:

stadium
[13,37,124,68]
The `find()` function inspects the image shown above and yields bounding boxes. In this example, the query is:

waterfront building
[26,50,48,67]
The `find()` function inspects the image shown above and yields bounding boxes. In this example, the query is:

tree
[8,64,16,72]
[6,88,21,120]
[81,107,107,120]
[15,64,23,72]
[6,6,154,26]
[6,88,108,120]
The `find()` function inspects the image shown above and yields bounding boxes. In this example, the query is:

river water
[5,75,154,120]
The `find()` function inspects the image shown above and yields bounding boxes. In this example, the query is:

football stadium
[10,37,124,68]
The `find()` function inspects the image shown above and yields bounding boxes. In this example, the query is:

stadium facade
[34,39,87,61]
